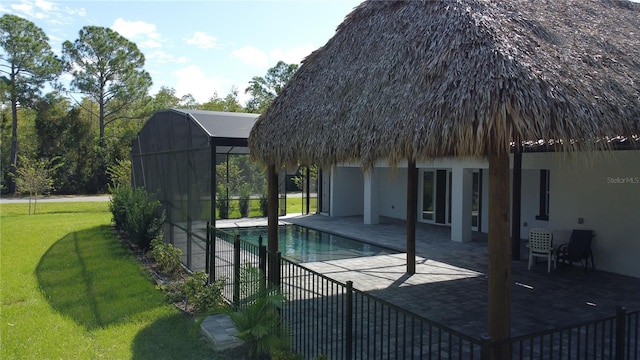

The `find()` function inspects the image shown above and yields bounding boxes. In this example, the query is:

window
[472,170,481,229]
[536,169,550,221]
[422,171,434,221]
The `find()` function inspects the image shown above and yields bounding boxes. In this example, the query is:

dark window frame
[535,169,550,221]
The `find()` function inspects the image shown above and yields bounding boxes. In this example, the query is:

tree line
[0,14,298,196]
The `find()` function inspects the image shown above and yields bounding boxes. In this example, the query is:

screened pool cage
[131,109,316,272]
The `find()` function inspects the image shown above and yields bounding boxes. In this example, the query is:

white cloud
[146,50,190,65]
[10,3,32,14]
[231,46,270,68]
[112,18,162,48]
[173,65,228,103]
[269,45,316,65]
[35,0,54,11]
[62,5,86,17]
[231,44,316,70]
[140,39,162,49]
[185,32,220,50]
[9,0,56,19]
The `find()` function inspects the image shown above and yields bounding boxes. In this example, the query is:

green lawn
[222,195,318,219]
[0,202,223,360]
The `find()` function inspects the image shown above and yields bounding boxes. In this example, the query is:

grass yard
[220,195,318,219]
[0,202,223,360]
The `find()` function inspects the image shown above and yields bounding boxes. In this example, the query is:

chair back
[529,228,553,252]
[568,230,594,260]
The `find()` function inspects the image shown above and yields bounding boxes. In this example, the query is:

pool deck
[216,214,640,338]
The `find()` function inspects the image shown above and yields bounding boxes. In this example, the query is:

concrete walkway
[219,214,640,338]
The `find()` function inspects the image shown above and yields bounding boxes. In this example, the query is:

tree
[148,86,182,112]
[0,14,62,194]
[245,61,298,113]
[293,165,318,192]
[216,160,242,219]
[178,93,198,109]
[0,104,9,192]
[201,88,244,112]
[62,26,152,142]
[13,155,57,214]
[105,158,131,188]
[33,94,99,193]
[144,87,201,113]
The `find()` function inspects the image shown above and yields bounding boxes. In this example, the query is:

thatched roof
[249,0,640,168]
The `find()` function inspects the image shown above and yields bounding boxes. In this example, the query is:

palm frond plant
[228,265,290,360]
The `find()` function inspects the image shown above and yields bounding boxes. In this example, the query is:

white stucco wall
[330,166,364,216]
[377,168,408,219]
[330,151,639,277]
[523,151,639,277]
[519,168,549,232]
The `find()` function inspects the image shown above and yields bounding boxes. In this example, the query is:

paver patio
[221,214,640,339]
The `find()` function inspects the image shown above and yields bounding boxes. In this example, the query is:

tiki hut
[248,0,640,343]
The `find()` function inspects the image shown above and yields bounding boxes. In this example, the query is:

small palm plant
[227,265,290,360]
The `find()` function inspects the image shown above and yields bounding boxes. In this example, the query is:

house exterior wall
[378,168,408,219]
[329,150,639,278]
[520,150,639,277]
[520,169,546,232]
[330,166,364,216]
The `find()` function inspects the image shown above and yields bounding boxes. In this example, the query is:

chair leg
[528,255,533,270]
[547,256,551,273]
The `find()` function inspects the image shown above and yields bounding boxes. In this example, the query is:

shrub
[125,188,164,250]
[259,193,268,217]
[149,236,182,277]
[109,185,164,250]
[238,185,251,218]
[109,184,131,230]
[161,281,186,305]
[183,271,226,314]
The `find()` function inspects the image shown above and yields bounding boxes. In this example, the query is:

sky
[0,0,363,105]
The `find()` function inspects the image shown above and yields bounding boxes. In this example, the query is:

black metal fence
[208,227,639,360]
[494,308,639,360]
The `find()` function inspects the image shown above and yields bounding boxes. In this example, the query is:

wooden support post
[511,141,522,260]
[488,152,511,353]
[406,159,417,275]
[267,164,279,286]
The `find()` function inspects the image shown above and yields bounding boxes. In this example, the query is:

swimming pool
[229,224,398,263]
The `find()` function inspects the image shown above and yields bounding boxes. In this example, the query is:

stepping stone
[199,313,246,355]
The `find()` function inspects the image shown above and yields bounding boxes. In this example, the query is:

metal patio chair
[557,229,595,272]
[528,228,554,273]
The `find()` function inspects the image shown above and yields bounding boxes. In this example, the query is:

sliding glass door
[472,170,481,231]
[420,169,450,225]
[422,171,435,221]
[421,169,482,230]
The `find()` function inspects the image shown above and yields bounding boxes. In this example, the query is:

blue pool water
[230,224,397,263]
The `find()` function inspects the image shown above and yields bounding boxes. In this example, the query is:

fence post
[345,281,353,360]
[480,334,492,360]
[258,235,266,291]
[233,234,241,308]
[205,222,210,284]
[211,227,217,280]
[275,251,282,287]
[615,306,627,360]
